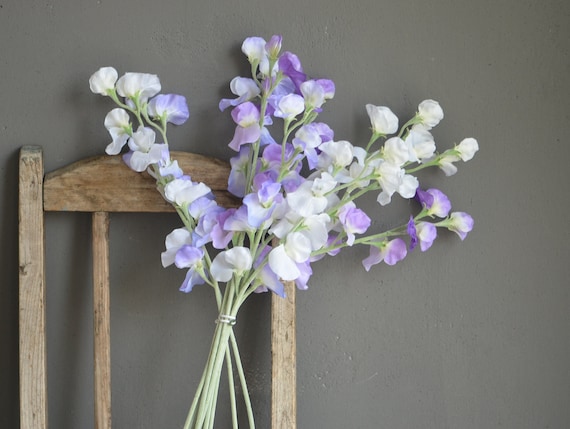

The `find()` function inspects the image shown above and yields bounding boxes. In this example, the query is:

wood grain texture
[43,151,239,212]
[271,280,297,429]
[92,212,112,429]
[18,146,48,429]
[20,146,298,429]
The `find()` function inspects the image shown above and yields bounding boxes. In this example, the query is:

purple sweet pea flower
[446,212,474,240]
[253,245,286,298]
[362,238,408,271]
[211,208,235,249]
[228,147,251,197]
[294,259,313,290]
[407,216,418,251]
[147,94,189,125]
[174,245,204,269]
[415,188,451,217]
[228,102,261,151]
[416,222,437,251]
[338,202,371,246]
[278,52,307,91]
[265,34,283,59]
[179,268,206,293]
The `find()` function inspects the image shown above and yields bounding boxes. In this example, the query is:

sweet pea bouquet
[89,35,477,429]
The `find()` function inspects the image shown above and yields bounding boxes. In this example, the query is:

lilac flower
[193,203,225,247]
[446,212,474,240]
[228,147,251,197]
[416,222,437,251]
[362,238,407,271]
[253,245,285,298]
[210,209,235,249]
[224,205,256,232]
[265,35,283,59]
[243,180,282,228]
[148,94,189,125]
[407,216,418,251]
[228,102,261,151]
[415,188,451,217]
[179,268,206,293]
[174,245,204,269]
[294,260,313,290]
[338,202,371,246]
[278,52,307,90]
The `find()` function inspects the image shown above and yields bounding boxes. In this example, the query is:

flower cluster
[90,34,478,429]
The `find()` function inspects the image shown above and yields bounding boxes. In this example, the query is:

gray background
[2,1,569,428]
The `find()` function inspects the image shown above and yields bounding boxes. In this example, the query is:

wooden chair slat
[18,146,48,429]
[44,151,239,212]
[92,212,112,429]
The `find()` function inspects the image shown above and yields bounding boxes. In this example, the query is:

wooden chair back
[18,145,296,428]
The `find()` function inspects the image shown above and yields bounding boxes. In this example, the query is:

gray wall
[2,1,569,428]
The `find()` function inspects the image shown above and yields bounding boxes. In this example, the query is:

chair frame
[18,145,296,428]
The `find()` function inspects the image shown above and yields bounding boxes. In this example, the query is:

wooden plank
[44,151,239,212]
[271,280,297,429]
[92,212,112,429]
[18,146,48,429]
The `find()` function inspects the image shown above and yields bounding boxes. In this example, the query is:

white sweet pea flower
[128,126,156,153]
[437,153,460,176]
[404,128,436,162]
[116,72,161,103]
[241,37,267,64]
[300,80,326,109]
[300,213,331,251]
[268,244,300,281]
[104,108,131,155]
[125,126,166,172]
[219,77,261,111]
[382,137,410,166]
[366,104,399,135]
[164,178,212,207]
[373,159,418,205]
[455,138,479,161]
[318,140,354,169]
[417,99,444,129]
[287,173,336,217]
[89,67,118,96]
[274,94,305,119]
[210,247,253,282]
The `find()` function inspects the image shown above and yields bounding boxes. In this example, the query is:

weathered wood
[271,280,297,429]
[44,151,239,212]
[20,145,298,429]
[18,146,48,429]
[92,212,112,429]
